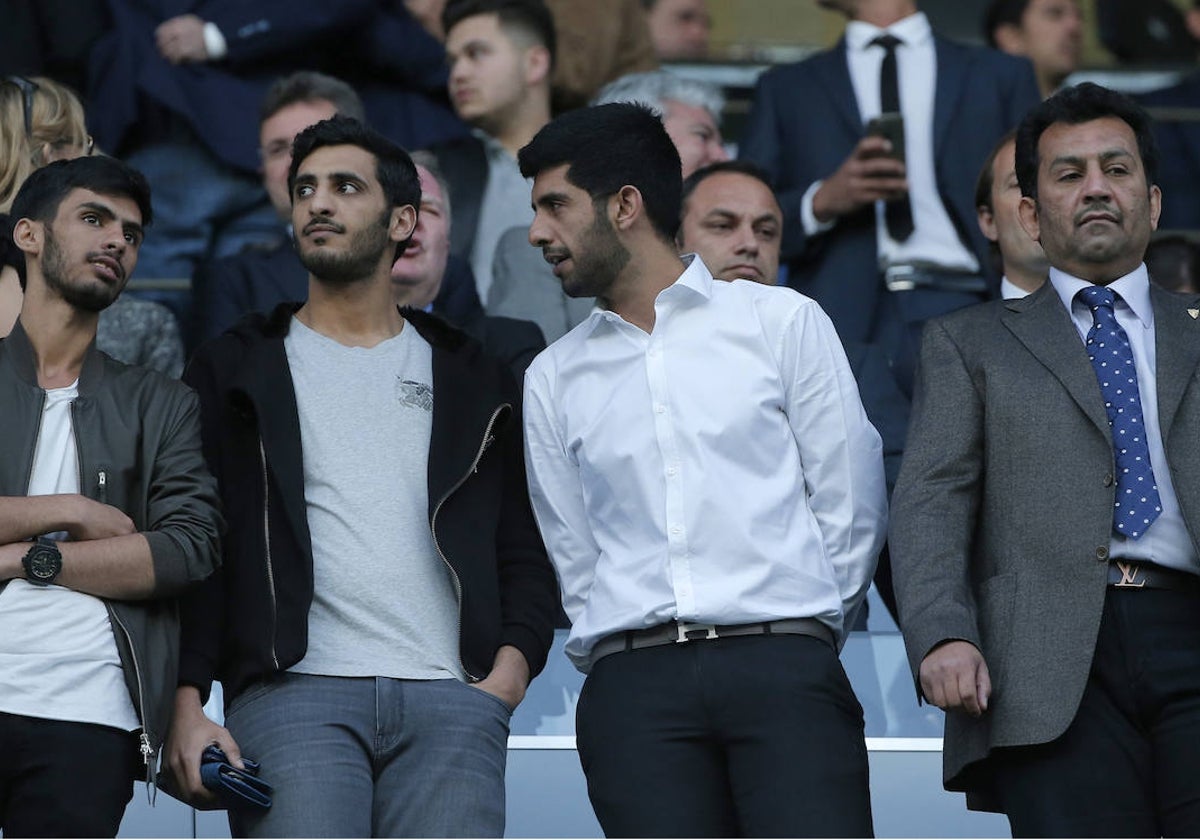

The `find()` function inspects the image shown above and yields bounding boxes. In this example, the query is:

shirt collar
[472,128,513,162]
[583,254,714,334]
[845,11,932,52]
[1049,264,1154,329]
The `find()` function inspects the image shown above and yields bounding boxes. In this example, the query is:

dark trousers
[575,634,873,838]
[993,587,1200,837]
[0,712,137,837]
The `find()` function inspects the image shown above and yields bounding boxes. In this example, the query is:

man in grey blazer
[892,82,1200,836]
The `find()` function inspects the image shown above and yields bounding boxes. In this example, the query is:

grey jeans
[224,672,511,838]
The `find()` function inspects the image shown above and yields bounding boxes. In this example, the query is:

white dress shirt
[1049,266,1198,573]
[802,12,979,274]
[1001,276,1030,300]
[523,257,887,671]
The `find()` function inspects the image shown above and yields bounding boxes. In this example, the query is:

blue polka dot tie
[1077,285,1161,539]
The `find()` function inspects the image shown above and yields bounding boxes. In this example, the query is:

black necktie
[871,34,913,242]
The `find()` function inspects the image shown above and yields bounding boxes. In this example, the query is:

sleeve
[198,0,375,64]
[492,365,560,679]
[140,384,224,598]
[778,300,887,643]
[888,320,985,683]
[522,362,601,626]
[175,347,231,698]
[739,69,824,263]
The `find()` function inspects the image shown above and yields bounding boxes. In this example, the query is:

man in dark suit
[891,83,1200,836]
[740,0,1040,396]
[191,72,481,349]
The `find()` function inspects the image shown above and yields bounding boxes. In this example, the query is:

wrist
[0,543,24,581]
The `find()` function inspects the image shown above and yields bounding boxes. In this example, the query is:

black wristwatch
[22,537,62,587]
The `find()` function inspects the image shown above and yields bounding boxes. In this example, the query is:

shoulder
[938,34,1032,80]
[756,45,839,88]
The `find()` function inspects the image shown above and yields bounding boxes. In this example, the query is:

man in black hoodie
[167,116,558,838]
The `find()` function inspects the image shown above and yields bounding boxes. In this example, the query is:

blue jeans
[224,673,511,838]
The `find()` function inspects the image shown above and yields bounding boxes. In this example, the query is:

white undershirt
[0,382,139,730]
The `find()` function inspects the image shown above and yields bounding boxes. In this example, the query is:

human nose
[528,215,549,247]
[709,140,731,165]
[733,224,758,255]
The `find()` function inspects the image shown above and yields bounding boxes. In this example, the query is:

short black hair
[680,160,777,213]
[260,71,365,126]
[974,129,1018,213]
[984,0,1032,47]
[1015,82,1159,201]
[288,116,421,214]
[10,155,152,290]
[11,155,152,227]
[443,0,557,67]
[519,103,682,242]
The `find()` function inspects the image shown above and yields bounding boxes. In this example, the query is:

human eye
[81,212,101,225]
[295,184,314,199]
[337,181,360,194]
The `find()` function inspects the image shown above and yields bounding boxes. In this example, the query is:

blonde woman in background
[0,76,184,376]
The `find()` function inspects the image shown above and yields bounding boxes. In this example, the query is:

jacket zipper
[97,469,107,504]
[430,405,507,682]
[108,608,157,803]
[258,437,280,669]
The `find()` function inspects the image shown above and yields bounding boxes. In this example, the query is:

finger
[217,731,245,770]
[976,659,992,712]
[956,665,982,716]
[856,136,894,155]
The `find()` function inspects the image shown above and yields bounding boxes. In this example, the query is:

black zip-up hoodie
[178,303,558,703]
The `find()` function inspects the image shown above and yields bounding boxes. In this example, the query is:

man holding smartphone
[741,0,1041,397]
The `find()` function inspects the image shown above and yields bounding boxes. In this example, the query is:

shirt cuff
[801,180,837,237]
[203,22,228,60]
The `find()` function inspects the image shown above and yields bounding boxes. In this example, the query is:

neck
[601,240,687,334]
[298,261,406,347]
[1037,70,1064,100]
[1005,265,1048,294]
[19,284,99,389]
[854,0,918,28]
[488,94,551,158]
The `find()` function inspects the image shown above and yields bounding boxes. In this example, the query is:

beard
[564,209,631,299]
[42,227,121,313]
[296,212,393,287]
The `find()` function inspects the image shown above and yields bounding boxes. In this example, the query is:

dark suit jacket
[89,0,374,172]
[428,135,488,262]
[740,35,1040,344]
[890,282,1200,804]
[191,238,488,351]
[1138,72,1200,231]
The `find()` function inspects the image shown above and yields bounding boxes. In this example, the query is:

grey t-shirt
[285,317,463,681]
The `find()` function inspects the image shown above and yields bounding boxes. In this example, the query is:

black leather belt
[589,618,835,665]
[883,264,988,294]
[1108,561,1200,593]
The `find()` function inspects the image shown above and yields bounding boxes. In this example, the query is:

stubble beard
[42,227,120,313]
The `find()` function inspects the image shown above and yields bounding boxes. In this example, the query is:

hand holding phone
[865,112,905,164]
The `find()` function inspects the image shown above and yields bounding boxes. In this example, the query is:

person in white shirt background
[519,102,887,838]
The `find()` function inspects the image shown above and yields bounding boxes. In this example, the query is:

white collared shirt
[1049,265,1197,573]
[1001,276,1030,300]
[802,12,979,274]
[523,257,888,671]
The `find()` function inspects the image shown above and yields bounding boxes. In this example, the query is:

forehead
[1027,0,1079,16]
[660,0,707,16]
[415,166,444,204]
[1038,116,1140,164]
[261,100,338,143]
[295,144,378,181]
[56,187,143,226]
[446,12,508,49]
[532,164,583,197]
[663,99,715,129]
[687,172,780,218]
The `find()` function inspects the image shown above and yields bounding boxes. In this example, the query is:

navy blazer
[740,35,1040,344]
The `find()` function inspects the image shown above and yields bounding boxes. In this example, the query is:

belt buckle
[883,264,917,291]
[675,621,718,643]
[1113,561,1146,588]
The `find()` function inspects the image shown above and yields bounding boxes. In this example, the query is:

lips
[303,220,344,237]
[542,250,571,277]
[88,254,124,283]
[725,264,762,281]
[1077,209,1119,226]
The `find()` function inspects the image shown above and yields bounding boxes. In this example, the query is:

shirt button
[666,467,677,477]
[1096,546,1109,561]
[671,526,682,536]
[655,404,666,414]
[1103,473,1114,487]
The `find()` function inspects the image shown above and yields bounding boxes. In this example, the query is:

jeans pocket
[464,683,515,717]
[225,676,280,718]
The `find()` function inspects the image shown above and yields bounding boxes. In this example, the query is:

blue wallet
[200,745,273,809]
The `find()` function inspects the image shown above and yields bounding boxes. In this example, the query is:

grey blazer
[890,281,1200,802]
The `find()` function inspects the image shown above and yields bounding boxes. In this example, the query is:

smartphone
[865,112,905,164]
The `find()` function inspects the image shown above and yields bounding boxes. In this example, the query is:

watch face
[27,546,61,582]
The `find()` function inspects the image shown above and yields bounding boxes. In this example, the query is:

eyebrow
[532,191,570,211]
[1048,148,1135,169]
[293,171,369,189]
[79,200,144,242]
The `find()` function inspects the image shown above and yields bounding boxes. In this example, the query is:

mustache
[303,218,346,235]
[1075,204,1121,226]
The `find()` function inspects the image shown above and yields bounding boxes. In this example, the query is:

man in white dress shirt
[519,102,888,837]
